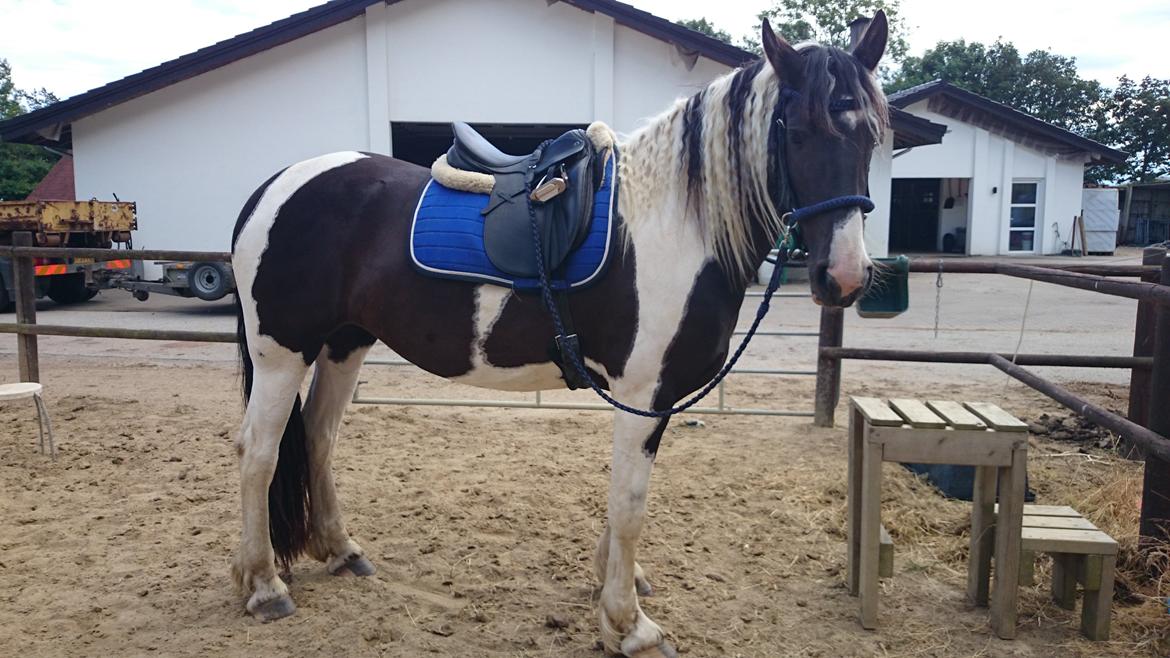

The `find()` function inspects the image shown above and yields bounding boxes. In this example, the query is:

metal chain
[933,261,943,338]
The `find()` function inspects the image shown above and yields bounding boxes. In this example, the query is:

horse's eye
[790,133,805,147]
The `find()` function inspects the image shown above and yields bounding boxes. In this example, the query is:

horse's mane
[617,44,889,281]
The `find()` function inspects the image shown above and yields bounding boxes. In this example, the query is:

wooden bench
[992,504,1118,641]
[847,397,1029,638]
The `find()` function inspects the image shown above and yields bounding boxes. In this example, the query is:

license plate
[73,257,95,264]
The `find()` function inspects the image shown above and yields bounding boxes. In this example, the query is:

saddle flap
[482,135,597,278]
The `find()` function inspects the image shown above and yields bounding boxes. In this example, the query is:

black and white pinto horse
[230,18,889,657]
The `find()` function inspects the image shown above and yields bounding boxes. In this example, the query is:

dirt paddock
[0,350,1165,657]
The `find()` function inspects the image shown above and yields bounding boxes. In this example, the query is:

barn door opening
[890,178,941,252]
[390,122,589,168]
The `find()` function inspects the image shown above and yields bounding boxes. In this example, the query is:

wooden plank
[963,402,1029,432]
[1022,504,1081,517]
[967,465,997,606]
[846,407,863,596]
[888,398,948,428]
[1023,515,1098,531]
[1019,549,1035,586]
[1081,554,1115,641]
[1051,554,1078,610]
[871,427,1017,466]
[858,427,883,629]
[926,400,988,430]
[991,448,1027,639]
[879,524,894,579]
[996,503,1082,517]
[13,232,39,383]
[1078,554,1103,590]
[1021,528,1119,555]
[851,397,903,427]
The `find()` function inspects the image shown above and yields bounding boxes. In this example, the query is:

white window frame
[1008,179,1042,254]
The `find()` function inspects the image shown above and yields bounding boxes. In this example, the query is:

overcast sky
[2,0,1166,101]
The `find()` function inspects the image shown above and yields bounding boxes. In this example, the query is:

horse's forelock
[793,45,889,141]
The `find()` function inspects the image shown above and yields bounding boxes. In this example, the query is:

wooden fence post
[1139,253,1170,546]
[815,306,844,427]
[13,232,39,383]
[1125,246,1165,456]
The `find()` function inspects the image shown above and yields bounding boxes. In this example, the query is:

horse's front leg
[598,403,675,657]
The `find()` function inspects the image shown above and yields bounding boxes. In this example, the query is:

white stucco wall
[73,0,749,265]
[864,133,893,258]
[889,101,1090,256]
[74,18,369,260]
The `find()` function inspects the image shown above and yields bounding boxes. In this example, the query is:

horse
[228,15,890,657]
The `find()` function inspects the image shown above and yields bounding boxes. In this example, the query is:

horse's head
[761,14,889,307]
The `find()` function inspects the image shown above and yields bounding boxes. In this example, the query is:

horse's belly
[450,361,566,392]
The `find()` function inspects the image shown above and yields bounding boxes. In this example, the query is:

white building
[1,0,946,266]
[886,81,1126,256]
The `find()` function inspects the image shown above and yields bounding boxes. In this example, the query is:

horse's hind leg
[232,349,310,621]
[303,332,376,576]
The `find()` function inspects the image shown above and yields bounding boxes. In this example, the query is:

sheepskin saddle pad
[410,122,618,292]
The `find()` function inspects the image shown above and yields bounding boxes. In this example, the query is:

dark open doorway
[890,178,941,252]
[390,122,589,168]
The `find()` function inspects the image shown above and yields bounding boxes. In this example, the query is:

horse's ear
[851,11,888,72]
[761,19,803,86]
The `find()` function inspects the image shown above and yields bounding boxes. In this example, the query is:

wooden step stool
[846,397,1029,639]
[993,504,1118,641]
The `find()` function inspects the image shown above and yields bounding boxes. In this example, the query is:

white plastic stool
[0,382,54,457]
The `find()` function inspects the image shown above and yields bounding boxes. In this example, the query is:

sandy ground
[0,250,1165,657]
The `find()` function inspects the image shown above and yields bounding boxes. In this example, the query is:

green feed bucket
[857,255,909,319]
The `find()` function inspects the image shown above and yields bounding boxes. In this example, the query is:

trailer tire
[47,273,96,305]
[188,262,229,301]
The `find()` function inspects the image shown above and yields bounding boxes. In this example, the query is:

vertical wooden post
[1139,253,1170,546]
[1125,246,1165,455]
[814,307,844,427]
[13,232,39,383]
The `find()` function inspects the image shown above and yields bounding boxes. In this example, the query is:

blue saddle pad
[410,155,616,291]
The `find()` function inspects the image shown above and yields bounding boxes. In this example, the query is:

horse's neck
[616,139,776,297]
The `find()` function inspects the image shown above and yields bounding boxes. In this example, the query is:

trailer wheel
[189,262,229,301]
[47,273,96,305]
[132,290,150,302]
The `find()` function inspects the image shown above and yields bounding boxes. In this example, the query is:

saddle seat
[436,122,612,278]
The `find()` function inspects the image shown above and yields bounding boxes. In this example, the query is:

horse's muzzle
[812,263,874,307]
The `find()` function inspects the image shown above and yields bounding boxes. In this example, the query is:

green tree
[676,18,733,45]
[1091,75,1170,183]
[0,58,61,201]
[886,40,1105,134]
[888,40,1169,183]
[748,0,909,64]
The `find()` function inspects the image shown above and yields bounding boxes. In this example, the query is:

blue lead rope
[786,195,874,223]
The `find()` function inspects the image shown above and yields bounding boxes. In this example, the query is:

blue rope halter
[529,87,875,419]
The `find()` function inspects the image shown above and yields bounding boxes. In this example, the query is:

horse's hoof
[251,594,296,622]
[635,576,654,597]
[628,641,678,658]
[331,554,376,577]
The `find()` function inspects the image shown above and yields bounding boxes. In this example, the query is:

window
[1009,182,1039,252]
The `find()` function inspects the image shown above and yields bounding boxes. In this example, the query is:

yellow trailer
[0,200,136,308]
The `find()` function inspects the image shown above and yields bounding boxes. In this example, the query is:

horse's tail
[232,171,312,571]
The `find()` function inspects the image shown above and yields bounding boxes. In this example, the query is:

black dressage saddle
[446,122,601,278]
